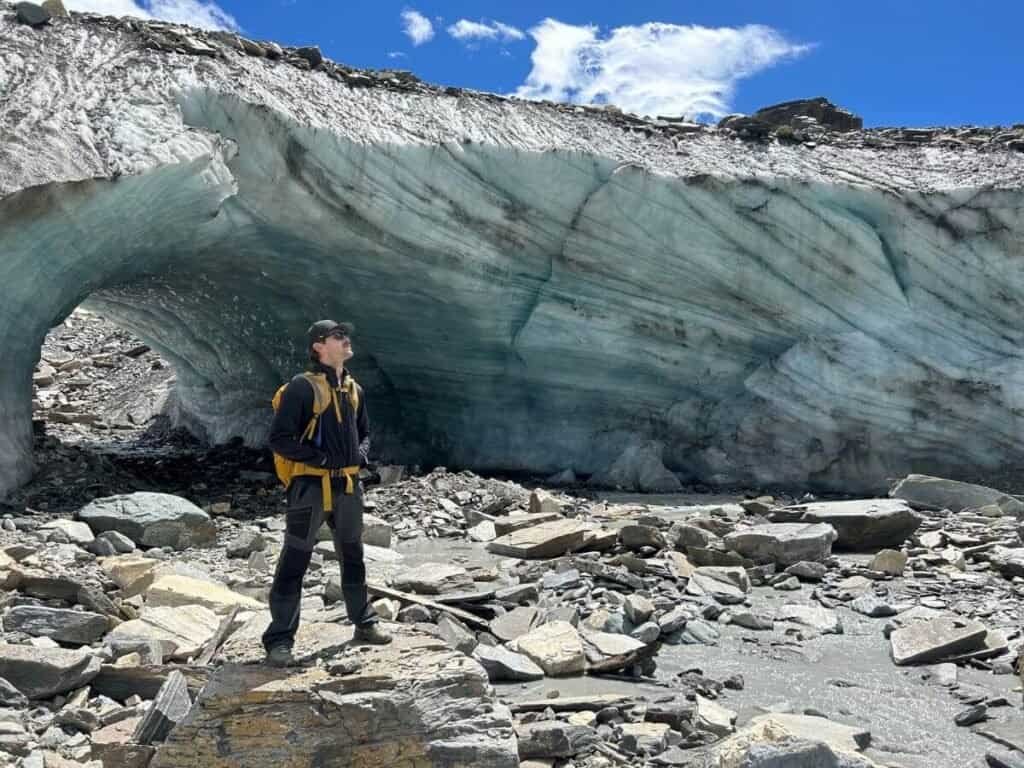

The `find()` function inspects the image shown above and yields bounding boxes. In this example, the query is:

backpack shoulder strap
[299,372,333,416]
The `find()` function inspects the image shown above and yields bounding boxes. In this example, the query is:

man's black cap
[308,320,353,347]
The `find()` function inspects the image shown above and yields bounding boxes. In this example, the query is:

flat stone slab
[493,512,562,536]
[751,713,870,752]
[490,606,537,643]
[723,523,837,565]
[106,605,221,661]
[389,563,474,595]
[514,621,586,677]
[890,474,1024,516]
[488,520,590,559]
[151,627,518,768]
[790,499,923,550]
[775,604,843,634]
[145,574,263,614]
[890,616,988,665]
[472,645,544,682]
[0,644,100,699]
[3,605,108,645]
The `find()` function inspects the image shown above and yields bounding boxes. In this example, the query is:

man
[263,320,391,667]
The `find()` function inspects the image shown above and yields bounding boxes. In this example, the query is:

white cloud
[401,8,435,46]
[515,19,813,120]
[64,0,238,30]
[387,51,407,59]
[448,18,525,43]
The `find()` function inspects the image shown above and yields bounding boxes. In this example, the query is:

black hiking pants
[262,476,377,651]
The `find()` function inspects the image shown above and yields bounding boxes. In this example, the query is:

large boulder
[0,644,100,699]
[889,475,1024,517]
[723,523,837,565]
[3,605,108,645]
[889,617,988,665]
[77,493,217,550]
[792,499,922,550]
[151,626,519,768]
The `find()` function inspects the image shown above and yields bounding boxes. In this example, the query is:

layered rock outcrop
[3,5,1024,495]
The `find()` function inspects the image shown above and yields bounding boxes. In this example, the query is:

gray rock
[515,621,586,676]
[724,523,837,566]
[495,583,539,604]
[490,606,537,643]
[133,669,191,745]
[517,721,598,759]
[954,704,987,727]
[730,611,774,631]
[589,441,682,493]
[487,520,590,559]
[542,568,581,591]
[890,617,988,665]
[15,2,50,27]
[630,621,661,644]
[3,606,108,645]
[890,475,1024,516]
[390,563,474,595]
[775,604,843,635]
[624,593,655,625]
[619,524,667,551]
[225,531,265,558]
[785,561,828,581]
[0,644,100,699]
[667,522,716,550]
[850,594,896,618]
[472,645,544,682]
[361,513,392,548]
[657,606,691,635]
[436,614,477,655]
[77,493,216,550]
[773,576,801,591]
[98,530,136,553]
[39,519,94,545]
[795,499,923,550]
[679,618,720,645]
[0,677,27,707]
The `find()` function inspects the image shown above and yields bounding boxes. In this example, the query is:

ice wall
[2,6,1024,495]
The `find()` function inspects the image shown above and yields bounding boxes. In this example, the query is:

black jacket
[269,363,370,469]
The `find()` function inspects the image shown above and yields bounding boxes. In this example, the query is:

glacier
[2,5,1024,497]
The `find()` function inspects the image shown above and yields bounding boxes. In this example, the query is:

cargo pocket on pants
[285,506,318,552]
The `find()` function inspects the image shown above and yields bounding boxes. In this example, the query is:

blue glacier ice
[2,6,1024,496]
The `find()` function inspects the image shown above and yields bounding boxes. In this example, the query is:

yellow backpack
[271,372,361,507]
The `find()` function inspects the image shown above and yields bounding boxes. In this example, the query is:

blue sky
[66,0,1021,127]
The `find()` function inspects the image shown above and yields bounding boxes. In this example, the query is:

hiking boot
[265,644,296,667]
[352,623,392,645]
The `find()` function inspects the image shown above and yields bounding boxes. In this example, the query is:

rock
[530,489,564,516]
[785,561,828,581]
[40,0,67,17]
[467,520,497,542]
[91,717,155,768]
[493,512,563,536]
[695,694,736,737]
[667,522,716,550]
[0,677,27,707]
[679,618,720,645]
[794,499,922,550]
[581,630,647,671]
[850,594,896,618]
[775,604,843,634]
[630,621,661,644]
[0,644,100,699]
[294,45,323,68]
[890,475,1024,517]
[955,704,988,727]
[619,721,670,754]
[619,524,667,551]
[105,605,220,661]
[436,614,477,654]
[3,606,108,645]
[490,606,538,642]
[687,567,749,604]
[749,713,870,752]
[515,621,586,676]
[77,493,217,550]
[472,645,544,681]
[151,629,518,768]
[495,583,539,603]
[362,513,392,548]
[724,523,837,565]
[98,529,135,553]
[624,594,655,625]
[754,97,863,132]
[133,669,191,745]
[100,555,160,592]
[987,749,1024,768]
[15,2,50,27]
[39,519,94,546]
[987,546,1024,579]
[868,549,907,575]
[488,520,590,559]
[773,576,800,590]
[517,721,598,759]
[225,531,265,558]
[730,611,774,631]
[542,568,581,590]
[146,574,263,614]
[658,606,691,635]
[390,563,474,595]
[716,715,878,767]
[890,617,988,665]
